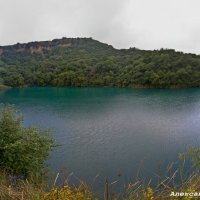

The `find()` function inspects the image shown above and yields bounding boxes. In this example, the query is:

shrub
[0,105,56,178]
[43,183,96,200]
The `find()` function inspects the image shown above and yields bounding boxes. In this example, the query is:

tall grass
[0,170,44,200]
[0,170,95,200]
[1,168,200,200]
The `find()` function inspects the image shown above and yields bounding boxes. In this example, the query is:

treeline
[0,37,200,88]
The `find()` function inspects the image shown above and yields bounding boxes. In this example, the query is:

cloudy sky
[0,0,199,53]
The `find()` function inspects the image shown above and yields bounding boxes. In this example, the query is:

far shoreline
[0,85,11,91]
[2,84,200,90]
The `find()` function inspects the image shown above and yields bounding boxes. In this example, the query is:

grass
[122,172,200,200]
[0,170,95,200]
[1,169,200,200]
[0,171,44,200]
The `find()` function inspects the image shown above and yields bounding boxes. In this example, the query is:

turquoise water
[1,87,200,193]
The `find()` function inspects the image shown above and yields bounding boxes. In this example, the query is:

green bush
[0,105,56,177]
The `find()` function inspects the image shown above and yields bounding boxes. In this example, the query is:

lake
[1,87,200,194]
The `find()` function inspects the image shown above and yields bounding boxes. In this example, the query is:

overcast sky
[0,0,199,53]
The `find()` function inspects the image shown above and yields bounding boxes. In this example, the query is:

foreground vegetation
[1,105,200,199]
[0,105,55,177]
[1,169,200,199]
[0,172,95,200]
[1,37,200,88]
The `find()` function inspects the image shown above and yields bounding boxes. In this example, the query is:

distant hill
[0,37,200,88]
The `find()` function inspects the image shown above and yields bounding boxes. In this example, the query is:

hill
[0,37,200,88]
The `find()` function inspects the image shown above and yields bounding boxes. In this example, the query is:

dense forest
[0,37,200,88]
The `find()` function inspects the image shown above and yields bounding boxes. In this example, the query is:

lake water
[1,87,200,194]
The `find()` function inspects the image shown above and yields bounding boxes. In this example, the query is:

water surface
[1,87,200,193]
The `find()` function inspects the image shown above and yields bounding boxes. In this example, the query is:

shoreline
[4,85,200,90]
[0,85,11,91]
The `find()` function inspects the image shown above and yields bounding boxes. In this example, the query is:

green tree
[0,106,56,177]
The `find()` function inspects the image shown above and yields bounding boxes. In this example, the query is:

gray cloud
[0,0,200,53]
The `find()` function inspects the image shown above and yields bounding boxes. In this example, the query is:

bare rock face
[0,37,94,55]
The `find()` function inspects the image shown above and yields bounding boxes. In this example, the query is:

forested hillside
[0,37,200,88]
